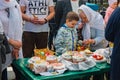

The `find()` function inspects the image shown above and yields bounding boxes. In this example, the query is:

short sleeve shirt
[20,0,54,32]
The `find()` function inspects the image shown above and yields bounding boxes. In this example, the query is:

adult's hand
[12,48,19,59]
[82,39,95,45]
[9,39,22,49]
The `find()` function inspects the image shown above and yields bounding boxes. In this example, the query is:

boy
[54,11,79,56]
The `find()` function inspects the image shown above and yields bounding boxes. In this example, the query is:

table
[12,58,110,80]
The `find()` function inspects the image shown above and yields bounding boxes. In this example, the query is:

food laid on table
[34,48,54,60]
[27,48,66,76]
[27,47,108,75]
[28,56,48,74]
[27,56,66,75]
[84,49,93,56]
[77,40,90,52]
[72,53,86,63]
[92,54,103,60]
[61,51,96,71]
[46,55,58,64]
[91,53,107,63]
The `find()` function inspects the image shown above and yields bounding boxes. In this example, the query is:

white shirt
[0,6,23,58]
[20,0,54,32]
[0,20,4,34]
[0,10,9,36]
[71,0,79,14]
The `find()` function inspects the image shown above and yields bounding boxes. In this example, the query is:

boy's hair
[66,11,79,21]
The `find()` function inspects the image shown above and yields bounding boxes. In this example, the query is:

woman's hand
[82,39,95,45]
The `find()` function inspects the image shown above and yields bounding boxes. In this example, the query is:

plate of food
[84,49,93,56]
[91,53,107,63]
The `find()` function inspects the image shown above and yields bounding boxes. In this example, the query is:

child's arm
[54,29,67,56]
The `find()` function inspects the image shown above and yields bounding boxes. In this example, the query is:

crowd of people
[0,0,120,80]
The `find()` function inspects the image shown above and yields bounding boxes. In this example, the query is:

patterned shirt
[54,24,78,56]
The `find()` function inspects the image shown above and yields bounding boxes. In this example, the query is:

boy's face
[66,19,78,28]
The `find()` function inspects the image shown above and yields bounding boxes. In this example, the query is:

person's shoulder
[59,27,66,31]
[58,27,67,33]
[115,7,120,11]
[111,7,120,16]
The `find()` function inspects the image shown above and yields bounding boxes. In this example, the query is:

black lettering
[39,1,44,6]
[29,8,32,14]
[28,1,33,7]
[32,7,36,13]
[33,1,37,7]
[37,8,39,14]
[39,7,46,15]
[45,0,47,6]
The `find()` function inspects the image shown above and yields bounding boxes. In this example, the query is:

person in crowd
[108,0,116,6]
[19,0,55,58]
[78,5,107,51]
[104,0,117,24]
[78,5,108,80]
[0,20,11,80]
[48,0,57,50]
[104,0,120,24]
[0,21,3,79]
[54,11,79,56]
[0,0,23,79]
[54,0,86,37]
[104,0,120,80]
[0,19,6,80]
[51,0,86,52]
[105,5,120,80]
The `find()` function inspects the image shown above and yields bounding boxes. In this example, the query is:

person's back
[105,7,120,80]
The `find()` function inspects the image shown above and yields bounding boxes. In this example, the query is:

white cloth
[0,0,23,71]
[108,0,117,6]
[0,0,23,41]
[0,20,4,34]
[71,0,79,14]
[19,0,54,32]
[78,5,105,40]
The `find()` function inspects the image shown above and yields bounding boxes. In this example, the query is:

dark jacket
[105,7,120,80]
[54,0,86,36]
